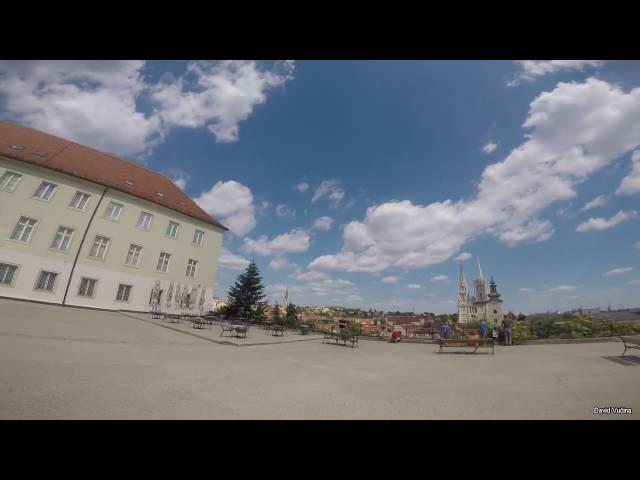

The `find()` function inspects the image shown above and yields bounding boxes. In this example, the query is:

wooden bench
[620,336,640,356]
[438,338,495,355]
[323,331,359,348]
[220,324,236,337]
[192,316,206,329]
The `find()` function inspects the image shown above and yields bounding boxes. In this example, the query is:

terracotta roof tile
[0,121,227,230]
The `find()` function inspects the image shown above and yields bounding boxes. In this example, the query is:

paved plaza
[0,299,638,419]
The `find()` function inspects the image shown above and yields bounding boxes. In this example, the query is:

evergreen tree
[225,260,268,321]
[273,302,282,323]
[285,302,298,327]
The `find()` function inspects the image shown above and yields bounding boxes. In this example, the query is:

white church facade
[457,260,503,324]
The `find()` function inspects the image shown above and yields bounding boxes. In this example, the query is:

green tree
[272,302,282,324]
[285,302,298,327]
[225,260,268,321]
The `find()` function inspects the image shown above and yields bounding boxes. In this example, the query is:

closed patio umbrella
[190,285,198,310]
[166,281,174,310]
[175,283,182,311]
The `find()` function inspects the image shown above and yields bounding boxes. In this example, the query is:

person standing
[501,316,513,345]
[479,319,488,339]
[441,322,451,339]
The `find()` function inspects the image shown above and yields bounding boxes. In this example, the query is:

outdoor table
[272,325,285,337]
[233,325,248,338]
[300,325,310,335]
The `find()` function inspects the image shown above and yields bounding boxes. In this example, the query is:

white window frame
[69,191,91,211]
[165,221,180,239]
[125,244,143,267]
[32,181,58,202]
[10,216,38,243]
[157,252,171,273]
[34,270,59,293]
[104,201,123,221]
[50,226,75,252]
[89,235,110,260]
[186,259,198,278]
[136,212,153,232]
[193,229,204,247]
[116,284,132,302]
[0,262,20,287]
[0,170,23,192]
[77,277,98,298]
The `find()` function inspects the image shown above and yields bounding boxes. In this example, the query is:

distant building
[457,260,503,324]
[211,297,228,312]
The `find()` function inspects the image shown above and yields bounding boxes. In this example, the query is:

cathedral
[457,260,503,324]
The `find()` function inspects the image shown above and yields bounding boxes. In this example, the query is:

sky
[1,60,639,314]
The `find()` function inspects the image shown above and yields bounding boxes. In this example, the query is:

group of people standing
[440,317,513,345]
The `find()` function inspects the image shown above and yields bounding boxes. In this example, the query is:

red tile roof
[0,121,227,230]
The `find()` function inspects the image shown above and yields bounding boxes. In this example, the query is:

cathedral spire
[476,257,484,280]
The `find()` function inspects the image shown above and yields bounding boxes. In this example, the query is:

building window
[32,181,57,201]
[104,202,123,221]
[186,259,198,278]
[0,170,23,192]
[165,221,179,239]
[116,284,132,302]
[77,277,98,297]
[0,263,18,286]
[193,229,204,247]
[136,212,153,231]
[125,244,143,266]
[493,309,498,314]
[10,216,38,242]
[51,226,74,252]
[69,191,91,210]
[35,271,58,292]
[157,252,171,273]
[89,235,110,259]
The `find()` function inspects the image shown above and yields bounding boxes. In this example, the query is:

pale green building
[0,121,227,312]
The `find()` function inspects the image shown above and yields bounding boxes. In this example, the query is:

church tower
[487,276,503,325]
[283,287,289,312]
[474,258,488,302]
[457,264,471,323]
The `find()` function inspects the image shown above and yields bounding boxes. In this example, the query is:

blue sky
[1,60,639,313]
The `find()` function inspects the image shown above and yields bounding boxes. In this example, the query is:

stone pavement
[1,299,639,419]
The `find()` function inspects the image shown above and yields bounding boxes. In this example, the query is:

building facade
[0,121,227,312]
[457,260,503,324]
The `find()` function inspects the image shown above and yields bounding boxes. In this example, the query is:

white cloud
[453,252,472,261]
[311,180,345,207]
[312,216,334,231]
[407,284,421,289]
[165,168,191,191]
[309,79,640,273]
[0,60,161,158]
[605,267,633,277]
[381,276,400,284]
[243,228,310,256]
[482,141,498,154]
[520,288,535,293]
[269,257,294,271]
[507,60,604,86]
[429,275,449,283]
[576,210,638,232]
[275,204,296,219]
[218,247,250,271]
[194,180,256,236]
[295,182,310,193]
[617,150,640,195]
[0,60,294,158]
[580,194,608,212]
[150,60,294,143]
[549,285,577,292]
